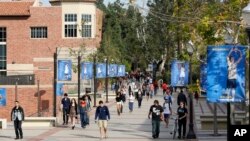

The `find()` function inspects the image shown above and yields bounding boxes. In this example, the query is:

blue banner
[58,60,72,81]
[81,62,93,80]
[0,88,6,106]
[96,63,106,78]
[56,83,64,96]
[117,65,125,76]
[171,60,189,86]
[200,63,207,92]
[108,64,118,77]
[207,45,246,103]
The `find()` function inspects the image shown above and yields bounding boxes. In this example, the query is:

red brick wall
[0,6,103,120]
[0,87,54,121]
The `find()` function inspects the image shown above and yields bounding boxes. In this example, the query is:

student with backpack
[163,99,172,128]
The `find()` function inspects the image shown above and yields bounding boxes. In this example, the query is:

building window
[81,14,92,38]
[65,25,77,37]
[65,14,77,22]
[31,27,47,38]
[0,27,6,76]
[64,14,77,37]
[0,45,6,75]
[82,25,92,38]
[82,14,91,23]
[0,27,6,42]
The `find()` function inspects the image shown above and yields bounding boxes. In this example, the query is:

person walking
[79,96,91,128]
[61,93,70,125]
[163,99,172,128]
[116,92,122,115]
[11,101,25,140]
[146,84,150,101]
[177,101,188,139]
[194,91,199,105]
[128,92,135,112]
[148,100,164,139]
[120,90,126,113]
[137,89,143,108]
[177,90,187,106]
[69,98,78,130]
[162,82,168,95]
[95,100,110,139]
[150,83,154,99]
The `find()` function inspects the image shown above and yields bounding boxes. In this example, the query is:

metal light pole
[53,53,57,117]
[105,57,109,103]
[37,79,41,117]
[93,55,97,107]
[15,78,18,101]
[186,42,196,139]
[242,2,250,126]
[78,56,81,105]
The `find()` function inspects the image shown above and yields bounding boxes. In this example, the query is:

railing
[0,74,35,85]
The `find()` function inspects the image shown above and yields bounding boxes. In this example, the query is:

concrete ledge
[200,114,227,130]
[23,117,57,127]
[0,118,7,129]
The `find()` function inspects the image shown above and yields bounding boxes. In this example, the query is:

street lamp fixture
[186,40,196,139]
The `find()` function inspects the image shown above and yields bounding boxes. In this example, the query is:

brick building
[0,0,103,120]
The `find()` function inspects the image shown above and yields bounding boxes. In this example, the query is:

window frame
[30,27,48,39]
[81,14,92,38]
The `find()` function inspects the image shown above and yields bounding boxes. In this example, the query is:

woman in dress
[69,98,78,129]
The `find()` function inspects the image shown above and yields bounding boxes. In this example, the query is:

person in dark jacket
[177,90,187,106]
[95,100,110,139]
[61,93,70,125]
[11,101,25,140]
[177,101,188,139]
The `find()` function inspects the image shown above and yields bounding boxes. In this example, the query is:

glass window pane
[31,27,47,38]
[0,27,6,42]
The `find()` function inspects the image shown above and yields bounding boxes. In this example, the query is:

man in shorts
[95,100,110,139]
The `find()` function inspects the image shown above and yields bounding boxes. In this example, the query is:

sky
[41,0,146,7]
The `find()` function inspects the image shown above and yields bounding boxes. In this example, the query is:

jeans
[152,120,160,137]
[80,112,88,127]
[178,119,187,137]
[129,102,134,111]
[138,99,142,107]
[14,120,23,138]
[63,108,69,124]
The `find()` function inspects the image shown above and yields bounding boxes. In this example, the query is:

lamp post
[105,57,109,103]
[15,78,19,101]
[186,41,196,139]
[242,1,250,126]
[93,55,97,107]
[78,55,81,106]
[53,53,57,117]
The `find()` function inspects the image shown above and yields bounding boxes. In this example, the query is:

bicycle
[170,117,178,139]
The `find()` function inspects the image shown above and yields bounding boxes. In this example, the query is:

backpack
[164,95,172,105]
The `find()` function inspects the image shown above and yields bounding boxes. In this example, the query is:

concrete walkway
[0,90,228,141]
[0,92,180,141]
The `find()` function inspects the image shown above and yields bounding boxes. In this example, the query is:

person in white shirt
[227,47,242,100]
[163,100,172,128]
[128,92,135,112]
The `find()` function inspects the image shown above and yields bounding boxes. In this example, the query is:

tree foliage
[96,0,249,79]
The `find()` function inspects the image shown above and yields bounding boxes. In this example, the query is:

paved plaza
[0,90,227,141]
